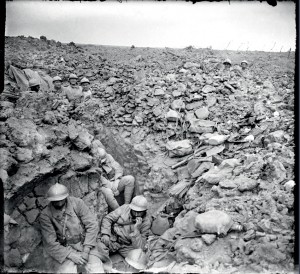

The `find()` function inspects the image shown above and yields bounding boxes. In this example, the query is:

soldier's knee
[101,187,114,196]
[122,175,135,186]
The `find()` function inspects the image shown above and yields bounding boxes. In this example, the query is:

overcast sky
[5,1,296,52]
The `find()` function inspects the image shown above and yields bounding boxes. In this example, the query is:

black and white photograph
[2,0,297,273]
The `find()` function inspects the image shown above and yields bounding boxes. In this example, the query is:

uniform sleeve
[74,198,99,248]
[107,154,124,179]
[39,212,72,264]
[100,206,123,237]
[129,217,152,249]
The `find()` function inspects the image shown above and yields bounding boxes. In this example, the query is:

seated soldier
[80,77,93,101]
[97,148,136,211]
[64,74,83,109]
[100,196,151,258]
[39,183,104,273]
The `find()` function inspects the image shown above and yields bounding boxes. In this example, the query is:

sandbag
[166,140,192,158]
[195,210,233,235]
[151,215,170,236]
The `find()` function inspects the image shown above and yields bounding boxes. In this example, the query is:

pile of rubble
[2,35,295,273]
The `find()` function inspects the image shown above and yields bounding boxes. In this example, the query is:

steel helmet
[125,249,147,270]
[46,183,69,201]
[241,60,248,65]
[52,76,62,83]
[80,77,90,84]
[69,73,78,80]
[129,196,148,211]
[98,148,107,159]
[223,58,232,65]
[28,78,40,87]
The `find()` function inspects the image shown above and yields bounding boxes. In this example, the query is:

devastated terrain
[2,35,296,273]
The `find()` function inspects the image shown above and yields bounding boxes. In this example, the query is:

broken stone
[206,134,229,145]
[171,99,185,112]
[201,165,232,185]
[74,129,94,150]
[154,88,165,96]
[219,179,238,189]
[284,180,295,191]
[4,248,23,268]
[205,145,225,157]
[24,209,39,224]
[166,109,181,122]
[201,234,217,245]
[236,175,258,192]
[202,85,216,94]
[195,107,209,119]
[189,119,215,134]
[70,151,92,171]
[24,197,36,210]
[195,210,233,235]
[172,90,182,98]
[16,147,33,163]
[166,139,193,158]
[184,62,200,69]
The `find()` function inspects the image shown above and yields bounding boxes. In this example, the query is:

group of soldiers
[26,73,149,272]
[40,181,149,273]
[34,58,250,273]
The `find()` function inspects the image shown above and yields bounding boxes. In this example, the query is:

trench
[3,36,296,273]
[3,121,167,272]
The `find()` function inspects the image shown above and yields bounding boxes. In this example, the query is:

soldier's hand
[134,217,143,231]
[81,251,89,263]
[68,252,87,265]
[101,234,110,246]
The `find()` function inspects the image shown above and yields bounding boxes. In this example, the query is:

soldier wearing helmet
[96,147,137,211]
[241,60,249,70]
[80,77,93,101]
[100,195,151,257]
[39,183,104,273]
[223,58,232,70]
[64,73,83,109]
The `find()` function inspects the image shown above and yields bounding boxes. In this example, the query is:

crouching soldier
[97,148,136,211]
[100,196,151,258]
[39,183,104,273]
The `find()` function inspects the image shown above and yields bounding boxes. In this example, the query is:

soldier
[39,183,104,273]
[100,196,151,258]
[80,77,93,101]
[97,148,136,211]
[241,60,249,70]
[223,58,232,70]
[64,74,83,108]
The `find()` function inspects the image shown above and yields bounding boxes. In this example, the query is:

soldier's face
[70,79,77,85]
[52,199,67,210]
[131,210,146,219]
[54,81,62,89]
[81,82,89,91]
[241,63,247,69]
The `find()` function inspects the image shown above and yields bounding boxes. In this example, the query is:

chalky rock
[201,234,217,245]
[195,107,209,119]
[195,210,234,235]
[284,180,295,191]
[202,85,216,94]
[206,134,229,145]
[166,109,181,122]
[189,119,215,134]
[171,99,185,112]
[166,139,193,158]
